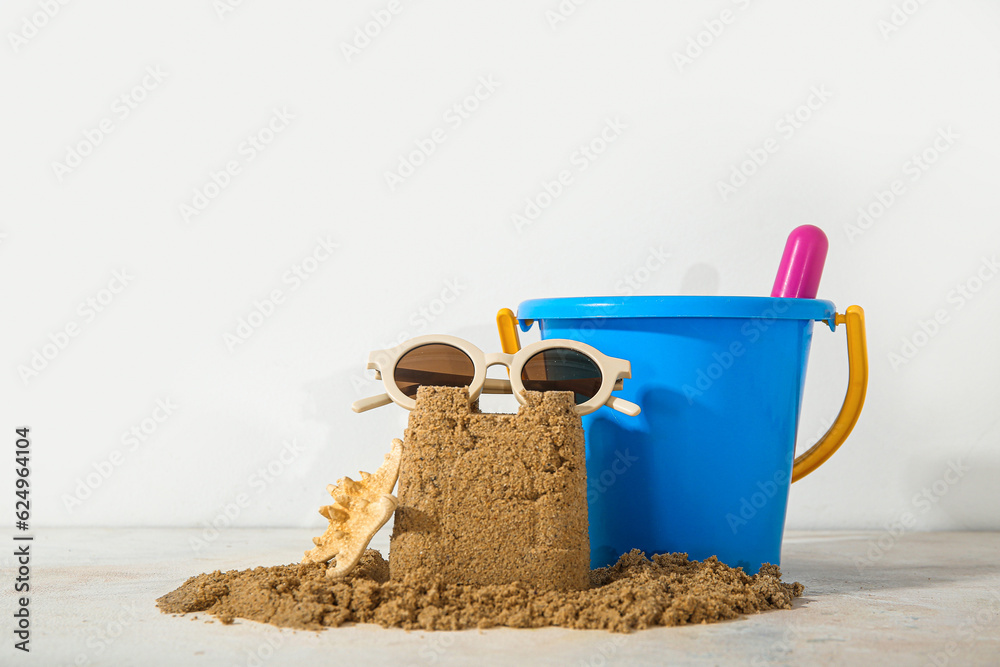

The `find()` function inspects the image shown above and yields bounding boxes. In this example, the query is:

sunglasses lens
[520,348,602,404]
[394,344,475,398]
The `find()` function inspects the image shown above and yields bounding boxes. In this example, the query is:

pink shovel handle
[771,225,829,299]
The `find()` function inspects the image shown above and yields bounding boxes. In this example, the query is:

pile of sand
[156,549,803,632]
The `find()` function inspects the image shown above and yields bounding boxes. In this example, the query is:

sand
[389,387,590,591]
[156,548,804,632]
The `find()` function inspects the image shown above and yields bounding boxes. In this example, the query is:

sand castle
[389,386,591,591]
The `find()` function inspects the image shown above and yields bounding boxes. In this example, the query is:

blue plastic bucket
[516,296,838,573]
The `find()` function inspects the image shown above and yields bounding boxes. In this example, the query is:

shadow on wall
[896,415,1000,531]
[903,456,1000,531]
[301,366,407,457]
[679,262,721,296]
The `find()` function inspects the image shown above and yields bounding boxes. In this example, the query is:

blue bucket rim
[517,296,838,331]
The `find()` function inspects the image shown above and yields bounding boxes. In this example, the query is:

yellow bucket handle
[496,308,522,354]
[496,305,868,483]
[792,305,868,482]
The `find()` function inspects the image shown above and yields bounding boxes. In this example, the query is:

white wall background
[3,0,998,538]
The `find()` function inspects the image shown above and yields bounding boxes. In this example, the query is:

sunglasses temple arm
[484,378,639,416]
[482,378,514,395]
[351,393,394,413]
[354,382,515,413]
[606,395,641,417]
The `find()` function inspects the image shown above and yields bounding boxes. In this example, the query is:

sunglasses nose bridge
[483,352,515,371]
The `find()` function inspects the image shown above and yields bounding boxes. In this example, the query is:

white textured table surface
[1,528,998,666]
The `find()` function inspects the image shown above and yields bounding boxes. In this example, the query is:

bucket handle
[497,308,522,354]
[496,306,868,483]
[792,305,868,482]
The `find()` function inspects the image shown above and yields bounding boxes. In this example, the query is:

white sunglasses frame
[352,334,639,417]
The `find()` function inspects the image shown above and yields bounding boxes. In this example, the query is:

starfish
[301,438,402,577]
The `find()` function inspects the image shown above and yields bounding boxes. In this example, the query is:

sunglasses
[352,335,640,417]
